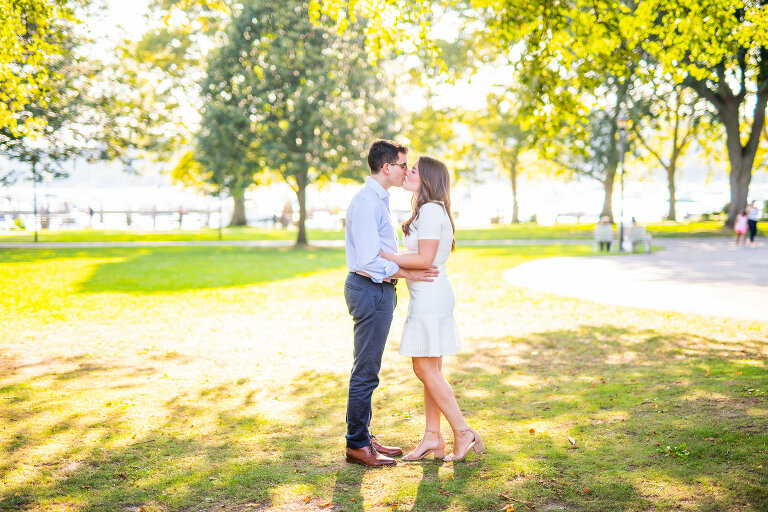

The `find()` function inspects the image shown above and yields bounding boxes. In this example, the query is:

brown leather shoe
[346,445,397,467]
[370,436,403,457]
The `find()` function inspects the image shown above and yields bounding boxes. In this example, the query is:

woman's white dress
[399,202,460,357]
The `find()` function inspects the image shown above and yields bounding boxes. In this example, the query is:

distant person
[734,210,748,245]
[627,217,653,253]
[343,139,438,468]
[280,202,292,229]
[746,200,760,245]
[594,216,614,252]
[379,156,484,462]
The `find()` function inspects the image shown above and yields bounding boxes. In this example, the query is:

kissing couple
[343,139,484,467]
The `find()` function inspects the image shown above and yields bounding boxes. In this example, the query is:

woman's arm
[380,239,439,269]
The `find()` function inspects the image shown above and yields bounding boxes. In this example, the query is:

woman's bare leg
[403,358,445,459]
[412,357,477,457]
[423,357,442,431]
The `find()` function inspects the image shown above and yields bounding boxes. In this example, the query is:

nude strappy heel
[402,430,446,461]
[444,428,484,462]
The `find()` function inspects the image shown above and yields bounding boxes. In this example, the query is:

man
[343,139,438,467]
[746,200,760,245]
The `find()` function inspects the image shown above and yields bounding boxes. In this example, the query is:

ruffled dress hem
[398,314,461,357]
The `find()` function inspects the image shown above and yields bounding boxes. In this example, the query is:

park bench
[628,225,652,253]
[593,223,615,252]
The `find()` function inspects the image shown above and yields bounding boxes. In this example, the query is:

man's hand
[394,265,439,282]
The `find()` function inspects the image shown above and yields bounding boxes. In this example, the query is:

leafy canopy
[0,0,80,135]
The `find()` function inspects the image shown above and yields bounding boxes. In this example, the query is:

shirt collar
[365,176,390,200]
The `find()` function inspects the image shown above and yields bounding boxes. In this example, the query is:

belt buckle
[390,278,398,286]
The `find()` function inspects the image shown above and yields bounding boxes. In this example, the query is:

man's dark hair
[367,139,408,174]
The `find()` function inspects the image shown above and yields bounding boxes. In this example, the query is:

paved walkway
[503,238,768,323]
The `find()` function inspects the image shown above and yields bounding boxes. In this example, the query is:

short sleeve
[417,202,444,240]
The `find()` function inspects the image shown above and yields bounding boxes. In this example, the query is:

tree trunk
[509,153,520,223]
[229,188,247,226]
[685,75,767,229]
[601,162,617,222]
[727,155,753,227]
[666,163,676,221]
[295,172,308,247]
[723,114,759,228]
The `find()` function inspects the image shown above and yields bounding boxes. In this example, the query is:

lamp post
[617,111,629,252]
[218,190,223,241]
[32,164,38,243]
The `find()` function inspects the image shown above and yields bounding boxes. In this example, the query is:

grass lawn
[1,244,766,511]
[0,220,747,243]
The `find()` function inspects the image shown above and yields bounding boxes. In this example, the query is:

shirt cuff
[370,261,400,283]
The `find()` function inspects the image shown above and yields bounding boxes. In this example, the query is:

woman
[380,156,484,462]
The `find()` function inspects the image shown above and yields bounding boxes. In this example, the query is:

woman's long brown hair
[401,156,456,252]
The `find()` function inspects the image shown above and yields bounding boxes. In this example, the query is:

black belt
[352,271,397,286]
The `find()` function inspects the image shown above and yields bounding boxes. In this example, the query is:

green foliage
[402,106,478,181]
[317,0,768,228]
[0,0,80,134]
[658,442,691,459]
[0,14,104,185]
[191,0,395,241]
[95,1,232,171]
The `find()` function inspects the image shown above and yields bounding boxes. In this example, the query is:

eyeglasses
[388,162,408,170]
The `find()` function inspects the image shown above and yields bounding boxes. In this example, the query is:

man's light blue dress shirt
[345,177,400,282]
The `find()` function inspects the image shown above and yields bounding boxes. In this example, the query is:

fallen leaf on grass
[304,497,310,503]
[529,428,536,433]
[568,437,576,446]
[319,501,332,508]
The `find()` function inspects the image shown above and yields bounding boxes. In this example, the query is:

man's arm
[348,201,399,282]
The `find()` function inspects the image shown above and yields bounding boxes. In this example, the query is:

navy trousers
[748,219,758,242]
[344,272,397,449]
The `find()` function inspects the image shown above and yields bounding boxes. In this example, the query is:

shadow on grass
[1,324,766,511]
[0,246,347,293]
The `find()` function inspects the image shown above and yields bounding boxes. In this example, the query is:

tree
[318,0,768,228]
[191,0,393,243]
[0,22,100,186]
[94,0,232,172]
[646,1,768,227]
[0,20,106,240]
[479,0,768,227]
[318,1,645,221]
[467,93,540,223]
[402,104,478,181]
[0,0,79,134]
[632,84,712,220]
